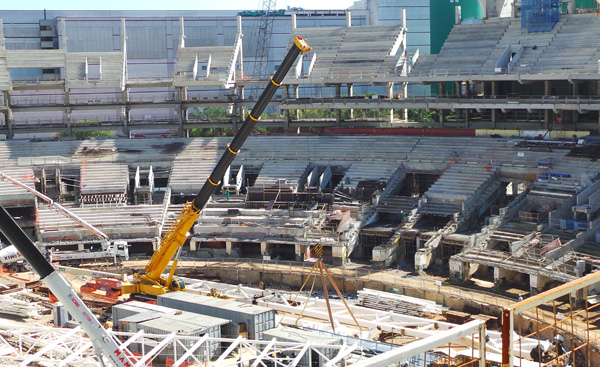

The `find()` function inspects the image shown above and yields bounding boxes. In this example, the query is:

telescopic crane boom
[121,36,311,298]
[0,206,135,367]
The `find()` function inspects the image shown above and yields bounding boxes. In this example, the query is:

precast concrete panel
[66,28,114,52]
[127,27,168,59]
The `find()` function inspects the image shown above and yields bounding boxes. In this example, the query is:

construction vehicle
[121,36,311,299]
[0,205,135,367]
[47,241,128,265]
[0,242,27,272]
[0,171,129,268]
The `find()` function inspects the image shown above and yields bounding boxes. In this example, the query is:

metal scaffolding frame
[502,271,600,367]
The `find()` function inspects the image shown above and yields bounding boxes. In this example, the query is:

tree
[57,120,115,140]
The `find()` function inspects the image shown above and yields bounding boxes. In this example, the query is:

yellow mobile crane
[121,36,311,299]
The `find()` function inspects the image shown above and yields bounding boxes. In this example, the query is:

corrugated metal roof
[159,291,273,315]
[119,312,164,324]
[138,311,229,334]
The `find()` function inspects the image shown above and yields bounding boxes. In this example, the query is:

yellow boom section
[143,201,198,282]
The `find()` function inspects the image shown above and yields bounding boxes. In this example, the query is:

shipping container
[112,300,176,329]
[158,292,275,339]
[120,311,228,361]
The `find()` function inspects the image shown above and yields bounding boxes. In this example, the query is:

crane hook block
[294,36,312,52]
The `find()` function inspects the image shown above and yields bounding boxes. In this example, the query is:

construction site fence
[124,256,518,308]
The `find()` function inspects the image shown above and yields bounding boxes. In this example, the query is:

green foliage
[407,109,439,123]
[189,107,230,121]
[58,119,115,140]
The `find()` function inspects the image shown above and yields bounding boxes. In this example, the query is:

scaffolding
[502,271,600,367]
[521,0,560,33]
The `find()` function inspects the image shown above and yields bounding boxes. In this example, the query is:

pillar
[530,274,549,295]
[348,83,354,119]
[439,109,445,126]
[491,81,497,127]
[293,84,300,120]
[387,82,394,124]
[346,11,352,28]
[238,85,246,127]
[261,241,271,257]
[332,244,347,266]
[179,87,188,137]
[572,82,579,123]
[78,243,85,251]
[283,85,291,130]
[295,244,304,262]
[6,109,13,139]
[62,90,72,137]
[465,108,470,128]
[226,240,233,256]
[335,84,341,126]
[494,267,517,289]
[449,258,468,283]
[544,81,550,128]
[66,108,72,137]
[439,82,446,97]
[402,82,408,120]
[121,88,129,137]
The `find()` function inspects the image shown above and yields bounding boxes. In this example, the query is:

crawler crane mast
[121,36,312,299]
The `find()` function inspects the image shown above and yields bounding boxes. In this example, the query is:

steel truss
[0,320,358,367]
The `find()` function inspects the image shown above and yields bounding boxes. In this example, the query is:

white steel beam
[325,343,359,367]
[289,341,310,367]
[135,332,177,367]
[20,326,82,367]
[212,335,244,366]
[351,320,484,367]
[172,334,209,367]
[251,338,277,367]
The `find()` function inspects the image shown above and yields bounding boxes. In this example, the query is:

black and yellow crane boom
[122,36,311,298]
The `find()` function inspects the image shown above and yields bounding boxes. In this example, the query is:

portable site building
[158,291,275,339]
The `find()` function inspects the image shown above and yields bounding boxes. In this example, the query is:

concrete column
[66,108,72,137]
[283,85,291,130]
[402,82,408,120]
[491,81,497,127]
[346,11,352,28]
[293,85,300,120]
[573,82,579,124]
[64,89,72,137]
[226,240,233,255]
[121,88,129,137]
[439,82,446,96]
[238,86,246,123]
[494,267,517,289]
[465,109,470,128]
[439,109,445,126]
[6,108,13,139]
[387,82,393,124]
[260,241,270,257]
[530,274,549,295]
[512,181,519,196]
[332,244,346,266]
[291,14,297,30]
[335,84,342,126]
[189,239,198,251]
[449,258,468,283]
[295,244,304,262]
[348,83,354,119]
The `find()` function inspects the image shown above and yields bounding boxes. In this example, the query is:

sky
[1,0,357,11]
